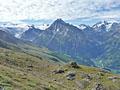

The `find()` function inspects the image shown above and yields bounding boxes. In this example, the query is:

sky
[0,0,120,25]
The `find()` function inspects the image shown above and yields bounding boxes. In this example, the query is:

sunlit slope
[0,48,120,90]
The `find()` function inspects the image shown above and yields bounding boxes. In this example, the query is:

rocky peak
[110,22,120,31]
[44,19,67,33]
[28,25,36,30]
[21,25,43,41]
[78,24,89,30]
[47,18,81,33]
[92,21,112,32]
[53,19,66,24]
[93,21,109,28]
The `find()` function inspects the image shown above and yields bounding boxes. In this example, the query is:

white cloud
[0,0,120,22]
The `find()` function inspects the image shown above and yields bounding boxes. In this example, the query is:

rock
[108,76,120,80]
[27,64,33,68]
[0,86,4,90]
[69,62,80,68]
[53,69,65,74]
[53,79,57,81]
[108,76,120,82]
[100,69,110,73]
[95,75,101,80]
[66,71,76,80]
[80,73,92,80]
[97,72,104,76]
[92,83,106,90]
[76,80,90,89]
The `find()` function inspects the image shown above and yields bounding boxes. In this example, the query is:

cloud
[0,0,120,22]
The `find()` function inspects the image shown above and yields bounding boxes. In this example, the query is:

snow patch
[36,24,49,30]
[79,25,86,30]
[56,29,59,32]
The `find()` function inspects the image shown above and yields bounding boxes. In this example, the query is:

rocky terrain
[0,49,120,90]
[0,29,120,90]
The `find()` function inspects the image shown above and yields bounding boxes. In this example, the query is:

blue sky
[0,0,120,25]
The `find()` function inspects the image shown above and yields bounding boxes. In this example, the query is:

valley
[0,19,120,90]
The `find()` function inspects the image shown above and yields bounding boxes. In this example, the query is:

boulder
[69,62,80,68]
[66,71,76,80]
[108,76,120,82]
[92,83,106,90]
[80,73,92,80]
[108,76,120,80]
[76,80,90,89]
[0,86,4,90]
[27,64,33,68]
[100,69,110,73]
[53,69,65,74]
[97,72,104,76]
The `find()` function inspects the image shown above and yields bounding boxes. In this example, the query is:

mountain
[21,19,104,66]
[21,25,43,41]
[95,25,120,73]
[92,21,120,32]
[0,20,120,90]
[36,24,50,30]
[20,19,120,73]
[110,22,120,31]
[0,29,72,63]
[92,21,111,32]
[0,30,23,45]
[0,47,120,90]
[0,22,28,38]
[78,24,90,30]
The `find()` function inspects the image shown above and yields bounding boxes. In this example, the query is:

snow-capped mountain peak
[92,21,119,31]
[0,22,29,29]
[93,21,108,28]
[78,24,88,30]
[35,24,49,30]
[0,22,29,38]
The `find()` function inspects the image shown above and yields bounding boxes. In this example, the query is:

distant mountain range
[0,19,120,73]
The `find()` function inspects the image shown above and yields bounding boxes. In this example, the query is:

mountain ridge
[0,19,120,89]
[20,19,120,73]
[0,19,120,73]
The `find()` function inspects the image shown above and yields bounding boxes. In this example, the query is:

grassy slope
[0,48,120,90]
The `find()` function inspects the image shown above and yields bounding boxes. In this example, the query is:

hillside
[21,19,99,66]
[0,21,120,90]
[0,29,120,90]
[0,0,120,89]
[0,48,120,90]
[0,30,72,63]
